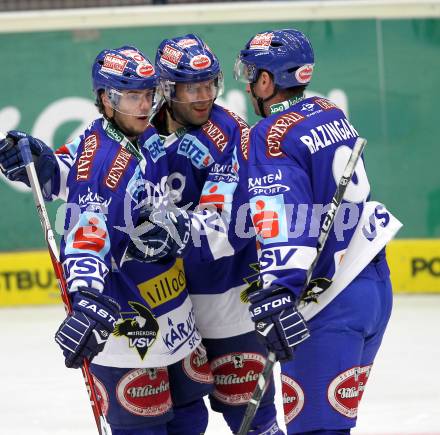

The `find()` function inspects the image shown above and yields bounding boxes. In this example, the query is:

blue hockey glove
[54,287,120,369]
[0,130,56,187]
[249,286,310,362]
[126,203,193,262]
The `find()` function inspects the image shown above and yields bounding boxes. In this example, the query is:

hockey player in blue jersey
[233,29,399,434]
[128,34,283,434]
[0,46,213,435]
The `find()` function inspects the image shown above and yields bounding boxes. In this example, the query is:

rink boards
[0,239,438,306]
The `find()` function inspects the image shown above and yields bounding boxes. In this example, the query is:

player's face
[246,72,274,117]
[246,82,263,116]
[103,89,153,138]
[112,109,150,139]
[171,80,216,126]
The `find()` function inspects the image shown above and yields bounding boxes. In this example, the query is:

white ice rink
[1,294,439,435]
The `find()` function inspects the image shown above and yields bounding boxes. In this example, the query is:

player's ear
[100,92,112,110]
[101,91,114,116]
[259,71,275,93]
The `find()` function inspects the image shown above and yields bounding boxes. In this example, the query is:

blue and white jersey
[57,117,201,368]
[246,96,372,299]
[153,103,256,338]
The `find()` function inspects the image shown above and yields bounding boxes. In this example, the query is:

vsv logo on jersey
[63,256,109,292]
[114,302,159,360]
[362,204,391,241]
[142,134,166,163]
[177,134,213,169]
[260,247,296,271]
[250,194,288,244]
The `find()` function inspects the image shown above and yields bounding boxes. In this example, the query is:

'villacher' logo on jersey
[281,373,305,424]
[92,375,110,417]
[114,301,159,360]
[266,112,305,158]
[210,352,266,405]
[117,368,172,417]
[327,365,372,418]
[182,345,214,384]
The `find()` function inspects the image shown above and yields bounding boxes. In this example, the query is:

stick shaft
[18,138,111,435]
[237,137,367,435]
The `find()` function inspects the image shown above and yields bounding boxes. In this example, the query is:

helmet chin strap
[250,82,279,118]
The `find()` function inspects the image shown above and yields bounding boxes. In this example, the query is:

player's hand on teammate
[248,285,310,361]
[55,287,120,369]
[0,130,56,187]
[126,202,193,262]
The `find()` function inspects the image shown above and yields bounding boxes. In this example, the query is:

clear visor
[159,73,224,104]
[106,87,156,117]
[233,57,257,84]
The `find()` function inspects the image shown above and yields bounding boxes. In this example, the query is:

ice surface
[1,294,439,434]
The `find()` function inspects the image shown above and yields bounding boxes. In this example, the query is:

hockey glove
[55,287,120,369]
[0,130,56,187]
[249,285,310,362]
[126,203,193,262]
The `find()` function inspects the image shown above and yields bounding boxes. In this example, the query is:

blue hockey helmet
[155,34,221,83]
[92,45,158,94]
[234,29,314,89]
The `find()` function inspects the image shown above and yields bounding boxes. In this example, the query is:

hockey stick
[237,136,367,435]
[13,136,112,435]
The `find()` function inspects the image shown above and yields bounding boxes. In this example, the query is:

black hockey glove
[248,285,310,362]
[54,287,120,369]
[0,130,56,187]
[126,202,193,262]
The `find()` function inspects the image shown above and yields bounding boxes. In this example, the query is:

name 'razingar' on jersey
[299,118,359,154]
